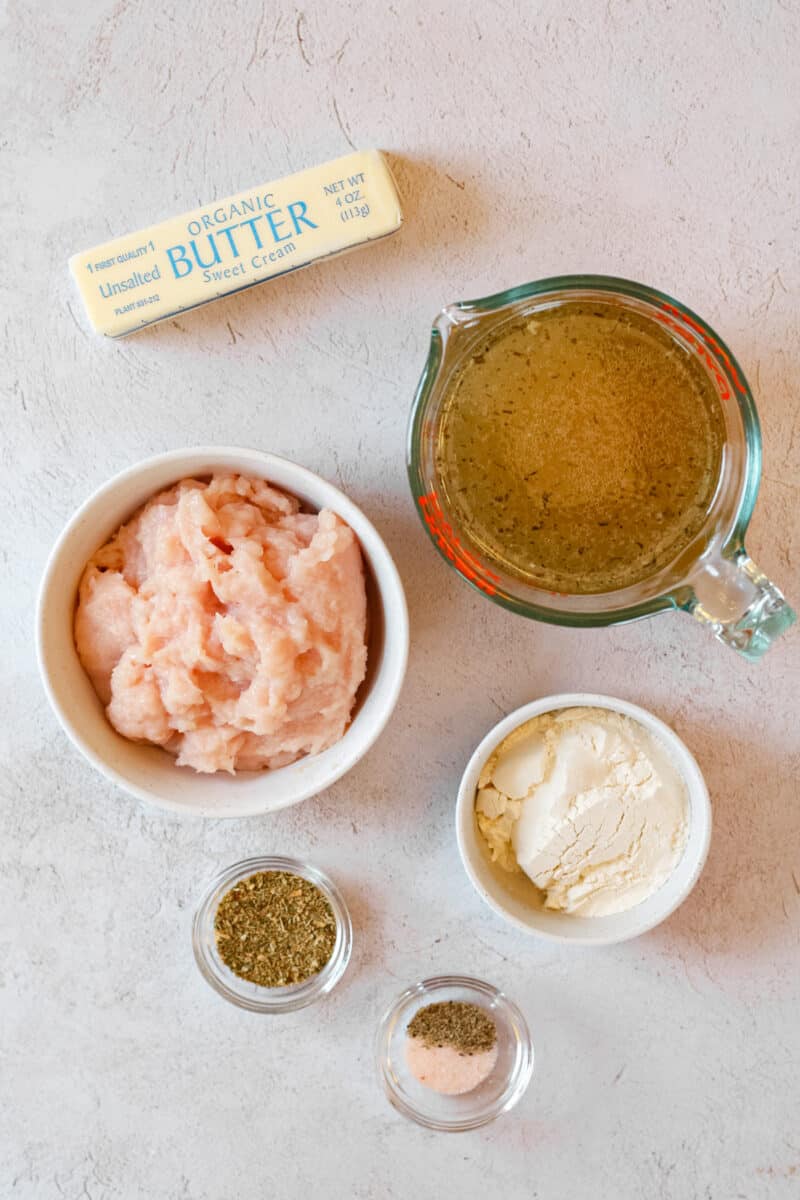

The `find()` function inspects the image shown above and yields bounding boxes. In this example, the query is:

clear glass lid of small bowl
[192,855,353,1014]
[376,975,533,1131]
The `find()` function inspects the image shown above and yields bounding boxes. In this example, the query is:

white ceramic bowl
[456,693,711,944]
[36,447,409,818]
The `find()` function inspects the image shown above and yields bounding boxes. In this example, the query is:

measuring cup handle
[687,552,796,660]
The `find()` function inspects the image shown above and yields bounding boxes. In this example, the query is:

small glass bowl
[376,975,534,1131]
[192,855,353,1013]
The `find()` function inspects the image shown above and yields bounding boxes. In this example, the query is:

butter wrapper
[69,150,402,337]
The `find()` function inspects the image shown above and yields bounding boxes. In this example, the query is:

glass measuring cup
[407,275,795,660]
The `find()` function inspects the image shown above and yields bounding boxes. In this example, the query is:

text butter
[69,150,402,338]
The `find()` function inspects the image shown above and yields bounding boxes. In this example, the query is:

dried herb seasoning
[214,870,337,988]
[408,1001,497,1055]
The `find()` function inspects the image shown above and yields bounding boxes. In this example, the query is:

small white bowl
[36,446,409,818]
[456,693,711,944]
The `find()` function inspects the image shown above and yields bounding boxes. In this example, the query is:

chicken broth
[434,300,726,594]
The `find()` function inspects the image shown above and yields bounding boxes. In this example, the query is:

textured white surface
[2,1,799,1197]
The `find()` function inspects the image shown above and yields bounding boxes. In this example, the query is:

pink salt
[74,474,368,773]
[404,1036,499,1096]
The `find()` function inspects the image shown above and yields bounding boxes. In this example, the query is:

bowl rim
[35,445,409,817]
[455,692,712,945]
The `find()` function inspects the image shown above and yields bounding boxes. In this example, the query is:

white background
[2,2,799,1197]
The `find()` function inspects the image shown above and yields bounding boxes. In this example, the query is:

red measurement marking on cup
[661,302,747,395]
[418,492,500,595]
[653,308,730,400]
[655,301,747,400]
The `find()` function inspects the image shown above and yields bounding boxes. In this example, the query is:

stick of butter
[69,150,402,338]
